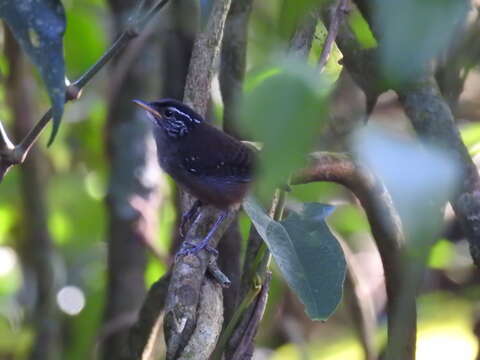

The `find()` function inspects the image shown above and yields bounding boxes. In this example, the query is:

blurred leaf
[0,0,67,144]
[48,174,104,246]
[330,204,368,236]
[0,320,32,358]
[278,0,324,40]
[376,0,468,84]
[244,66,281,93]
[353,126,459,244]
[0,205,15,244]
[347,10,377,49]
[428,238,454,269]
[241,60,329,199]
[48,211,72,245]
[66,287,104,360]
[64,3,106,76]
[243,196,346,320]
[290,181,340,203]
[145,259,167,287]
[0,247,21,295]
[460,122,480,156]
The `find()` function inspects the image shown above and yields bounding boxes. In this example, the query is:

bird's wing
[180,125,255,183]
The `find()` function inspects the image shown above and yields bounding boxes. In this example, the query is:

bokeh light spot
[57,286,86,316]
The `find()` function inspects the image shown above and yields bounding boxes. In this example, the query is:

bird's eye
[164,109,174,118]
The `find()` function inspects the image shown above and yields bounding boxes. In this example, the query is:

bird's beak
[132,99,162,118]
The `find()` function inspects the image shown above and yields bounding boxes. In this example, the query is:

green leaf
[243,196,346,320]
[241,60,330,199]
[0,0,67,144]
[375,0,468,84]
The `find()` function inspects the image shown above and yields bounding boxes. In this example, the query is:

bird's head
[133,98,202,138]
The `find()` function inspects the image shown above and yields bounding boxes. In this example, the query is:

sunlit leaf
[347,10,377,49]
[460,123,480,156]
[428,239,454,269]
[243,196,346,320]
[0,205,15,244]
[0,0,67,144]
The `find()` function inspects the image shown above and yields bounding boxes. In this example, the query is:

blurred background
[0,0,480,359]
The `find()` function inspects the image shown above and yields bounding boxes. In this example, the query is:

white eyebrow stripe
[172,107,199,123]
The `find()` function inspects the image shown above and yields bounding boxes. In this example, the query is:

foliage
[244,197,346,320]
[0,0,480,359]
[0,0,66,144]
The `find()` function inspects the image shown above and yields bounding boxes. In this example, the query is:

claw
[179,200,202,238]
[176,210,229,259]
[177,240,218,258]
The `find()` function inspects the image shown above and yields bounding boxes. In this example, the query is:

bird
[133,98,255,256]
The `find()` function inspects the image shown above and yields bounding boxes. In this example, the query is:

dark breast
[172,123,256,208]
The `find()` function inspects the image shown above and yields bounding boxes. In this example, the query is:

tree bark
[101,1,162,359]
[5,27,61,360]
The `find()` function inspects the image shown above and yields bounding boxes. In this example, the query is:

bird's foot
[179,200,202,237]
[177,239,218,258]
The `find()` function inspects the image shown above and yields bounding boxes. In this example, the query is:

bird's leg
[178,210,229,257]
[179,199,203,237]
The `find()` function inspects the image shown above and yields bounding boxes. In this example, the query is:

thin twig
[318,0,349,72]
[0,121,14,151]
[0,0,171,181]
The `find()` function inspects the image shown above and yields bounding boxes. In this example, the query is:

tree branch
[0,0,170,181]
[342,1,480,268]
[127,273,171,360]
[164,208,237,360]
[183,0,232,115]
[161,1,233,359]
[292,151,413,360]
[318,0,349,72]
[220,0,254,137]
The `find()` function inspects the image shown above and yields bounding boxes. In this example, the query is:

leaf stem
[214,189,287,358]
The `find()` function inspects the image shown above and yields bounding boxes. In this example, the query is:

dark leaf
[0,0,66,144]
[243,196,346,320]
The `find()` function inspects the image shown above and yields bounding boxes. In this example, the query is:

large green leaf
[243,196,346,320]
[241,60,330,199]
[0,0,66,144]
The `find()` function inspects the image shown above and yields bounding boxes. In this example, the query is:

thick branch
[163,208,236,360]
[176,279,224,360]
[288,11,318,59]
[292,152,414,359]
[183,0,232,115]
